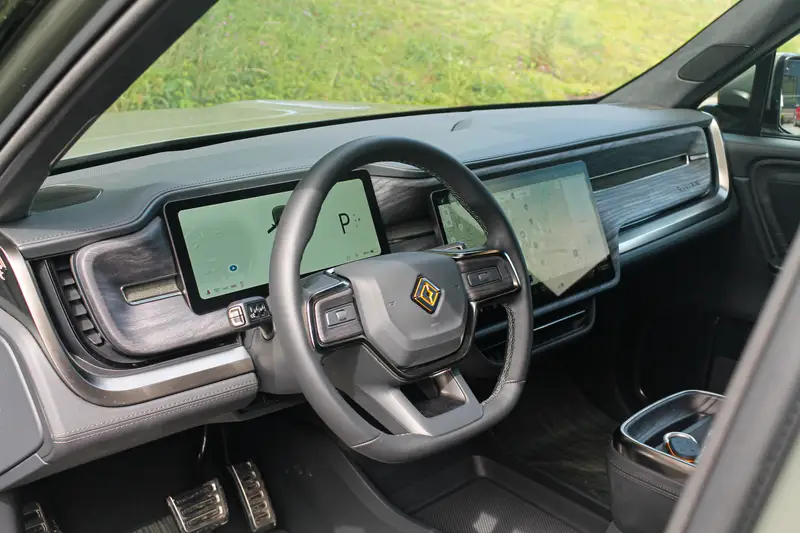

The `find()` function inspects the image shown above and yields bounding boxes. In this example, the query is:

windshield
[65,0,738,160]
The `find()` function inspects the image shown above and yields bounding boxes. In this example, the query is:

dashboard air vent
[51,256,104,346]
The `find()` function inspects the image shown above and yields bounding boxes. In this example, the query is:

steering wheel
[270,137,533,463]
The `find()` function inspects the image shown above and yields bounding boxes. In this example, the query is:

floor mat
[416,478,581,533]
[26,428,253,533]
[487,360,619,508]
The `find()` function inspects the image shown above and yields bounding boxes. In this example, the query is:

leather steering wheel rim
[270,136,533,463]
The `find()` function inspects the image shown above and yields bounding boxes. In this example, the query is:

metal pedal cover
[167,479,229,533]
[22,503,53,533]
[228,461,277,532]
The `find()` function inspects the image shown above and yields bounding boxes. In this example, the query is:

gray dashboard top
[0,104,710,258]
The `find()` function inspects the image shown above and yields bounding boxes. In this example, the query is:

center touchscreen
[432,161,611,298]
[165,174,388,314]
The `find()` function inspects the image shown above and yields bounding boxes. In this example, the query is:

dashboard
[0,104,733,489]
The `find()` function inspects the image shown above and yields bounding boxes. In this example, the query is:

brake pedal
[22,503,55,533]
[228,461,277,532]
[167,479,229,533]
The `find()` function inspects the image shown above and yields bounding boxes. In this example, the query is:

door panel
[727,134,800,271]
[750,160,800,264]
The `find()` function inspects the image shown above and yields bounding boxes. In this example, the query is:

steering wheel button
[227,306,246,328]
[467,267,500,287]
[325,304,356,327]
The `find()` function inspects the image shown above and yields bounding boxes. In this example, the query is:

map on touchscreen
[177,179,382,299]
[436,162,609,296]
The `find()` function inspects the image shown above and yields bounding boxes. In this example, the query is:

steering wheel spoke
[304,272,364,348]
[333,367,484,437]
[441,248,523,306]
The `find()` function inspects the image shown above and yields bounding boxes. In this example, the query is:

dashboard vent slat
[50,256,105,347]
[63,287,82,302]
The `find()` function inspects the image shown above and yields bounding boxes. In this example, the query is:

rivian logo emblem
[411,276,441,314]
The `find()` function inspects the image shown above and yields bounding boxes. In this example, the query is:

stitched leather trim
[51,387,254,444]
[52,376,258,439]
[609,460,681,499]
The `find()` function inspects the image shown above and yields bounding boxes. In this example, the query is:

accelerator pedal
[166,479,229,533]
[228,461,277,532]
[22,502,58,533]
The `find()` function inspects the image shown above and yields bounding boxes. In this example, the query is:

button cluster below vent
[51,256,104,346]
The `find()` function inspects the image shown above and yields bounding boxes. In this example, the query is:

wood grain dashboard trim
[72,219,232,357]
[0,231,254,406]
[72,121,728,361]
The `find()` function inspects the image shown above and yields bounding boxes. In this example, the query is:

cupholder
[613,390,724,481]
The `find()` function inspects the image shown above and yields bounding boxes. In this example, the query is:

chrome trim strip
[121,275,181,306]
[591,153,689,181]
[534,310,586,332]
[76,348,252,393]
[0,232,254,407]
[123,290,182,306]
[476,309,586,338]
[618,118,730,255]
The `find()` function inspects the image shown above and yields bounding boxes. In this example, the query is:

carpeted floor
[487,359,619,508]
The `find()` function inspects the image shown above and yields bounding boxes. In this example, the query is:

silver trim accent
[618,389,724,479]
[476,309,586,338]
[534,309,586,332]
[591,153,689,181]
[121,275,181,305]
[22,502,53,533]
[123,290,182,306]
[0,231,254,407]
[167,479,229,533]
[663,431,698,446]
[663,430,699,463]
[618,118,730,254]
[228,461,277,532]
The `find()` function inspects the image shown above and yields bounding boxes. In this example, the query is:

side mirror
[770,54,800,131]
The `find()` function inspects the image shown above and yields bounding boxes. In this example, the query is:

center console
[608,390,723,533]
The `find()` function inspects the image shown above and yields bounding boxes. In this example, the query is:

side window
[774,35,800,137]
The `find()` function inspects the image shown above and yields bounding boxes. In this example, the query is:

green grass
[111,0,739,112]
